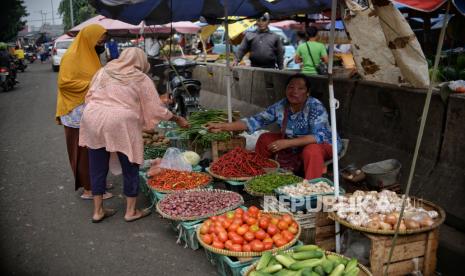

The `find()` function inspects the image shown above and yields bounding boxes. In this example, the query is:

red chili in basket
[148,169,211,191]
[210,147,277,177]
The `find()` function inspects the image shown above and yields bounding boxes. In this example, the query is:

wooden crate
[211,136,246,161]
[365,228,438,276]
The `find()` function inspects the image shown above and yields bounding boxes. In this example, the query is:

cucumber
[249,271,272,276]
[257,251,273,271]
[328,264,345,276]
[276,254,297,269]
[292,250,324,260]
[260,264,283,274]
[302,268,313,276]
[344,258,357,273]
[294,245,320,252]
[275,269,297,276]
[289,259,323,271]
[321,259,334,274]
[343,267,360,276]
[313,265,325,276]
[268,257,278,267]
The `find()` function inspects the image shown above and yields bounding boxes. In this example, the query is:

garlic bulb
[427,210,439,219]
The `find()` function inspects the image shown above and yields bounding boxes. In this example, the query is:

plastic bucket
[361,159,401,188]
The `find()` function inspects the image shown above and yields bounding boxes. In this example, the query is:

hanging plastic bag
[159,147,192,172]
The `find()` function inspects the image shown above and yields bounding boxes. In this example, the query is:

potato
[145,129,155,135]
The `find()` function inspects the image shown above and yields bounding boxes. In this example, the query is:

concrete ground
[0,62,216,275]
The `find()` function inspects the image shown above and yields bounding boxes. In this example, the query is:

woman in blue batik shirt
[206,74,341,179]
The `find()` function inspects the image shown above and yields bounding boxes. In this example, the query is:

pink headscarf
[103,47,150,83]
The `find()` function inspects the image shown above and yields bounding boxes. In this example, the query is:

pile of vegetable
[142,130,170,146]
[182,151,201,166]
[199,206,299,252]
[277,180,334,197]
[210,147,278,178]
[148,169,211,192]
[246,173,303,195]
[333,190,439,231]
[143,146,167,160]
[176,110,239,147]
[158,190,243,218]
[249,245,361,276]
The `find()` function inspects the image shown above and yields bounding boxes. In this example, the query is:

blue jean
[88,148,139,197]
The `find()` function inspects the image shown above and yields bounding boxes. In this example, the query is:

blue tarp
[91,0,332,25]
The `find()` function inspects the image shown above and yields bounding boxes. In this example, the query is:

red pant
[255,133,333,179]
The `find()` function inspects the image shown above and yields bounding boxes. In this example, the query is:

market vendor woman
[207,74,342,179]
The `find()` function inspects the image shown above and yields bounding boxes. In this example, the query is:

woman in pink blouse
[79,47,188,223]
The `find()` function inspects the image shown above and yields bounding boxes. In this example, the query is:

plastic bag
[159,147,192,172]
[239,130,269,151]
[341,229,370,266]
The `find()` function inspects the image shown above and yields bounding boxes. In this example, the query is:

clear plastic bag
[159,147,192,172]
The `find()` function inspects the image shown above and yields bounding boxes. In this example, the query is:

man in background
[234,13,284,70]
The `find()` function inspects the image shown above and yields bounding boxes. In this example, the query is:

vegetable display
[143,145,167,160]
[198,206,299,253]
[142,130,170,146]
[248,245,364,276]
[210,147,278,178]
[148,169,211,192]
[277,180,335,197]
[332,190,440,231]
[157,189,243,219]
[182,151,201,166]
[245,173,303,195]
[176,110,239,147]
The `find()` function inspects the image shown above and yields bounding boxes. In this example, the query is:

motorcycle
[153,58,202,117]
[0,65,17,92]
[26,52,37,63]
[14,58,27,72]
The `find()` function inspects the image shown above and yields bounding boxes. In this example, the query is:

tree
[0,0,28,42]
[59,0,97,31]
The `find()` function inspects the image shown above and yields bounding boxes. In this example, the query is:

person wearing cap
[234,13,284,70]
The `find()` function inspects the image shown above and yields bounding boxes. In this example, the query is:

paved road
[0,62,216,275]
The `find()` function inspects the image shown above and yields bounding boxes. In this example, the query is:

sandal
[91,208,117,223]
[124,208,152,222]
[106,183,114,190]
[80,192,114,200]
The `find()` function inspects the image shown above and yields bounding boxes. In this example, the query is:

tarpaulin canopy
[90,0,332,25]
[393,0,465,15]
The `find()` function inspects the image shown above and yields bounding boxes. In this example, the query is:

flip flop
[124,208,152,222]
[91,208,117,223]
[80,192,114,200]
[106,183,114,190]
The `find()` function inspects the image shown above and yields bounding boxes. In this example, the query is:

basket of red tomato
[197,206,301,257]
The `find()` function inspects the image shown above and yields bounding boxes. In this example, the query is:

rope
[383,2,451,275]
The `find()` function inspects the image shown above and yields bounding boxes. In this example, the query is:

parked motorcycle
[153,58,202,117]
[0,65,17,92]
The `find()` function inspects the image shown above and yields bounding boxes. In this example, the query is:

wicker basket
[156,189,244,221]
[244,250,372,276]
[328,197,445,235]
[147,172,213,193]
[197,211,301,257]
[206,160,280,182]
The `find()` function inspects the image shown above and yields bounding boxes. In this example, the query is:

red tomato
[272,233,283,243]
[233,218,242,225]
[259,218,270,229]
[263,237,273,244]
[270,218,279,225]
[210,216,218,222]
[226,211,235,219]
[228,223,239,232]
[267,224,278,236]
[230,244,243,252]
[222,219,232,229]
[218,231,228,243]
[200,224,209,235]
[208,225,215,234]
[263,240,273,250]
[212,241,224,249]
[248,206,259,215]
[281,230,294,243]
[217,216,226,223]
[242,213,250,223]
[288,226,298,235]
[236,225,248,236]
[274,238,287,247]
[278,220,289,231]
[281,214,293,224]
[231,234,244,245]
[204,219,212,227]
[235,208,244,215]
[251,240,264,252]
[246,217,257,226]
[249,224,260,233]
[243,231,255,242]
[242,244,252,252]
[215,225,226,235]
[202,234,213,245]
[291,222,299,230]
[212,233,219,243]
[228,231,238,240]
[255,229,267,240]
[224,240,233,250]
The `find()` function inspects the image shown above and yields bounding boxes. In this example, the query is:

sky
[23,0,63,27]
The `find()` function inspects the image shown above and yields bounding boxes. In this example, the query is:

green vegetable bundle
[143,145,167,160]
[250,245,363,276]
[245,173,303,195]
[176,109,239,148]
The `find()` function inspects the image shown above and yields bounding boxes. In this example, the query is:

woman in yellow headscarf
[55,24,112,200]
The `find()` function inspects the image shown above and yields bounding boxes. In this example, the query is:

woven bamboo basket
[328,197,445,235]
[156,189,244,221]
[244,250,372,276]
[197,211,301,257]
[206,160,280,182]
[147,172,213,193]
